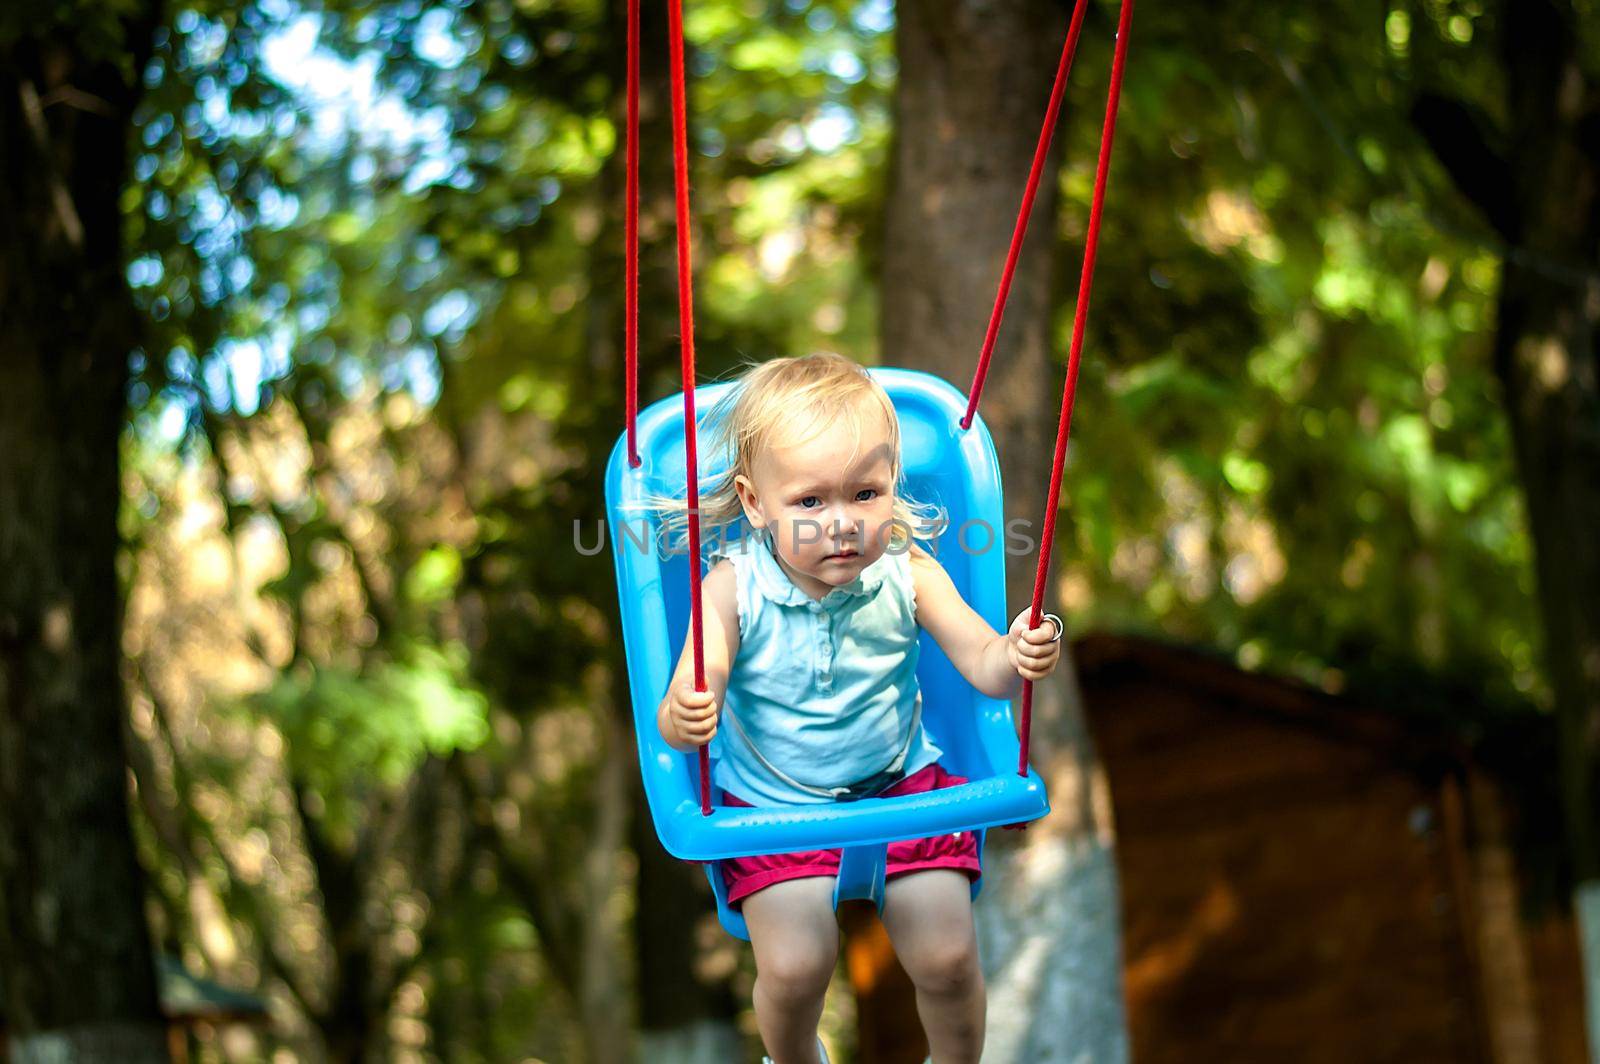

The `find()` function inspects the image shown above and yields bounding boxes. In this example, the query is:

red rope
[1017,0,1135,777]
[624,0,641,468]
[665,0,714,816]
[961,0,1090,432]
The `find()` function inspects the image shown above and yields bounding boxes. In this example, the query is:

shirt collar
[734,530,889,608]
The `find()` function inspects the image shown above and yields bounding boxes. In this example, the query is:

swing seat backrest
[605,367,1049,938]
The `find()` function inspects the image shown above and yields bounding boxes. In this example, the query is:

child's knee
[905,935,981,998]
[757,937,837,1003]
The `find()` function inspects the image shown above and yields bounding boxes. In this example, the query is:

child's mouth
[824,550,859,561]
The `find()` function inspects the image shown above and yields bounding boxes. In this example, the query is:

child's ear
[733,474,765,528]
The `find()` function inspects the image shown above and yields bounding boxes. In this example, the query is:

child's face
[734,408,898,598]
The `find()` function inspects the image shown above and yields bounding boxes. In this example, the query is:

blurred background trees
[2,0,1595,1060]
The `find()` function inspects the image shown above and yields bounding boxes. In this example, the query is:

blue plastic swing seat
[605,367,1049,940]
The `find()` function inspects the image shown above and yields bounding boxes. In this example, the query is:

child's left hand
[1007,609,1064,682]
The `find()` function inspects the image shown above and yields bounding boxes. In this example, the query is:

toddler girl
[648,353,1062,1064]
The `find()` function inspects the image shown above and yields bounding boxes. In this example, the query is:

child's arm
[907,541,1062,700]
[657,559,742,752]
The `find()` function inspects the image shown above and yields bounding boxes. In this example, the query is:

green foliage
[406,543,463,603]
[1049,0,1543,709]
[688,0,895,362]
[247,640,489,839]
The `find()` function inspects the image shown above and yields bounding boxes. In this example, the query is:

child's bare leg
[881,869,985,1063]
[741,876,839,1064]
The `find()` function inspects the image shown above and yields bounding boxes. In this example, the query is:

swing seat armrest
[650,772,1048,862]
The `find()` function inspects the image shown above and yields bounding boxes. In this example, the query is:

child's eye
[856,489,878,502]
[799,496,822,509]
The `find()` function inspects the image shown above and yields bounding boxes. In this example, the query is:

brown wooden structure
[844,633,1589,1063]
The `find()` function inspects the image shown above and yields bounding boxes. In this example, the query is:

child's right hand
[666,680,720,746]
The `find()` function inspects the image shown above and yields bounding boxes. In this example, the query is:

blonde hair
[623,353,946,558]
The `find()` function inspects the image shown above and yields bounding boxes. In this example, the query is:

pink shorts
[709,762,982,909]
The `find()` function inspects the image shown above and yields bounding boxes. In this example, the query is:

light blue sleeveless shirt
[705,529,943,807]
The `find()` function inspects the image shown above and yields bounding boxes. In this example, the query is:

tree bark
[1411,0,1600,1040]
[1488,134,1600,1064]
[878,1,1130,1060]
[0,7,170,1062]
[1494,255,1600,885]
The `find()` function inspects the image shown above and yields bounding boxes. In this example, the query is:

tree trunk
[1492,196,1600,1064]
[1495,264,1600,859]
[0,8,170,1063]
[878,1,1130,1060]
[1411,0,1600,1045]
